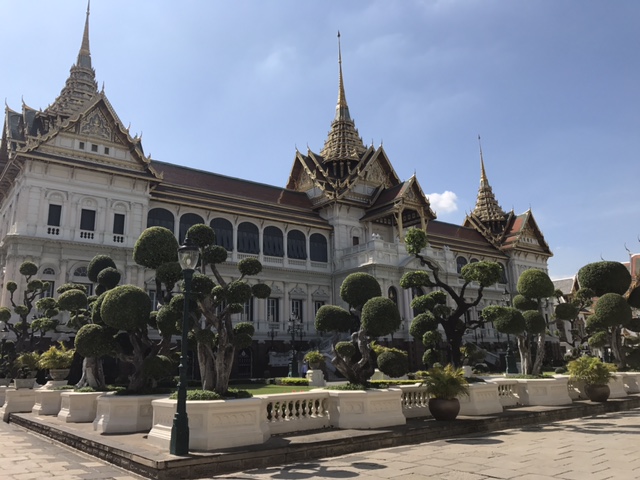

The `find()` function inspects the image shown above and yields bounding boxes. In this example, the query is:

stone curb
[10,395,640,480]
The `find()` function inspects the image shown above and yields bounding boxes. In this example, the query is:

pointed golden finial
[77,0,92,68]
[335,31,350,121]
[478,134,488,185]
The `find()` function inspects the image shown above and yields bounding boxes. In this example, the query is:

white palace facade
[0,8,555,376]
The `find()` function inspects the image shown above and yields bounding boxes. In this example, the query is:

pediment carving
[80,109,112,141]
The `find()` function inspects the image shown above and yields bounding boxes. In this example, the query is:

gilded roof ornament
[319,32,367,163]
[472,135,506,223]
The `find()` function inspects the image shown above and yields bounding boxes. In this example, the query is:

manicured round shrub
[361,297,401,337]
[14,305,28,316]
[422,348,438,366]
[101,285,151,331]
[588,331,609,348]
[555,302,580,321]
[156,305,180,336]
[493,307,527,335]
[627,286,640,309]
[523,310,546,334]
[57,283,87,294]
[97,267,121,289]
[512,294,538,311]
[142,355,174,380]
[227,281,252,304]
[409,312,439,339]
[411,295,435,314]
[422,330,442,346]
[578,261,632,297]
[88,255,116,282]
[238,257,262,276]
[233,333,253,349]
[234,322,255,336]
[19,261,38,277]
[186,224,215,248]
[586,314,608,334]
[202,245,228,265]
[57,289,87,312]
[399,270,433,289]
[517,269,555,300]
[227,303,244,314]
[252,283,271,299]
[133,227,179,269]
[315,305,352,333]
[6,281,17,293]
[156,262,183,287]
[91,292,107,325]
[191,273,215,296]
[460,261,502,287]
[377,348,408,378]
[0,307,11,322]
[74,324,116,357]
[27,280,44,292]
[340,272,381,310]
[335,341,356,360]
[593,293,632,327]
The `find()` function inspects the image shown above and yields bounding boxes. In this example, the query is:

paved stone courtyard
[1,409,639,479]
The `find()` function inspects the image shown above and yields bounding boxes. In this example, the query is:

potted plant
[422,364,469,420]
[0,354,12,386]
[14,351,40,389]
[303,350,325,369]
[567,356,615,402]
[38,342,75,380]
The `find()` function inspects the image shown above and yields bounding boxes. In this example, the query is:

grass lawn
[233,384,316,395]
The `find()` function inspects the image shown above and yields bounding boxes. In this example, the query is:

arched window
[147,208,175,233]
[470,258,479,264]
[237,222,259,254]
[42,267,56,276]
[310,233,328,262]
[456,256,468,274]
[388,286,398,305]
[179,213,204,244]
[211,218,233,251]
[72,265,93,295]
[287,230,307,260]
[263,226,284,257]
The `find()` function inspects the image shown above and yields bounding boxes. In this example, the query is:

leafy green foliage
[252,283,271,299]
[156,262,183,287]
[133,227,179,269]
[523,310,546,334]
[593,293,632,328]
[361,297,401,337]
[460,261,502,287]
[422,330,443,346]
[238,257,262,276]
[88,255,117,283]
[315,305,352,333]
[404,227,428,255]
[155,305,180,336]
[588,331,609,349]
[75,324,116,358]
[186,224,215,248]
[488,306,527,335]
[400,270,433,289]
[19,261,38,277]
[335,341,356,360]
[57,289,87,312]
[202,245,228,265]
[227,281,252,304]
[278,377,310,386]
[142,355,174,380]
[376,348,408,378]
[512,294,538,311]
[38,343,75,369]
[0,307,11,322]
[409,312,439,339]
[517,269,555,300]
[555,302,580,320]
[422,364,469,399]
[100,285,151,331]
[191,273,215,296]
[567,356,615,385]
[627,286,640,309]
[577,261,632,297]
[97,268,121,289]
[340,272,382,310]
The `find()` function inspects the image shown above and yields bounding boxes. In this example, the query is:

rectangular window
[47,204,62,226]
[242,299,253,322]
[80,209,96,231]
[113,213,125,235]
[91,144,98,152]
[267,298,280,322]
[148,290,157,309]
[39,281,55,299]
[79,283,94,296]
[104,147,110,155]
[290,299,303,322]
[352,236,360,246]
[79,141,85,150]
[314,300,325,315]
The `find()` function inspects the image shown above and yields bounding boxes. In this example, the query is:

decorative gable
[79,108,112,141]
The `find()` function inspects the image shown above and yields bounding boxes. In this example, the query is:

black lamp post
[267,324,278,350]
[287,315,305,377]
[169,236,199,456]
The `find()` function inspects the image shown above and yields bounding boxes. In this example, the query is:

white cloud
[427,191,458,214]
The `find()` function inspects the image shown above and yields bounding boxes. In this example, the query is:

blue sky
[1,1,638,280]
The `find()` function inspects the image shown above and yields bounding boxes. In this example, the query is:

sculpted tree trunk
[531,330,546,375]
[75,356,105,389]
[517,335,531,375]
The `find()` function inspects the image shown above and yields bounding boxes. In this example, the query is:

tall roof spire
[46,0,98,116]
[320,32,366,163]
[472,136,507,224]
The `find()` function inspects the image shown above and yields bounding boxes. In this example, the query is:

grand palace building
[0,8,556,377]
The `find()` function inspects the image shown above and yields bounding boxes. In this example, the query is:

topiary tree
[578,260,637,368]
[403,227,502,367]
[315,272,403,385]
[4,261,52,352]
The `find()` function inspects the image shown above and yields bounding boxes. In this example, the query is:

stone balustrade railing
[257,391,331,435]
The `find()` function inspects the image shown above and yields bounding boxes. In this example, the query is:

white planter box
[458,382,503,416]
[515,378,573,406]
[94,394,169,434]
[57,391,106,423]
[0,386,8,408]
[621,372,640,394]
[1,388,36,422]
[485,378,520,407]
[306,369,326,387]
[148,397,269,451]
[326,389,406,429]
[608,374,628,398]
[32,389,64,416]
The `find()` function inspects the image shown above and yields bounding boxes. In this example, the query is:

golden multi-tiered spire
[319,32,367,163]
[46,1,98,116]
[472,135,507,224]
